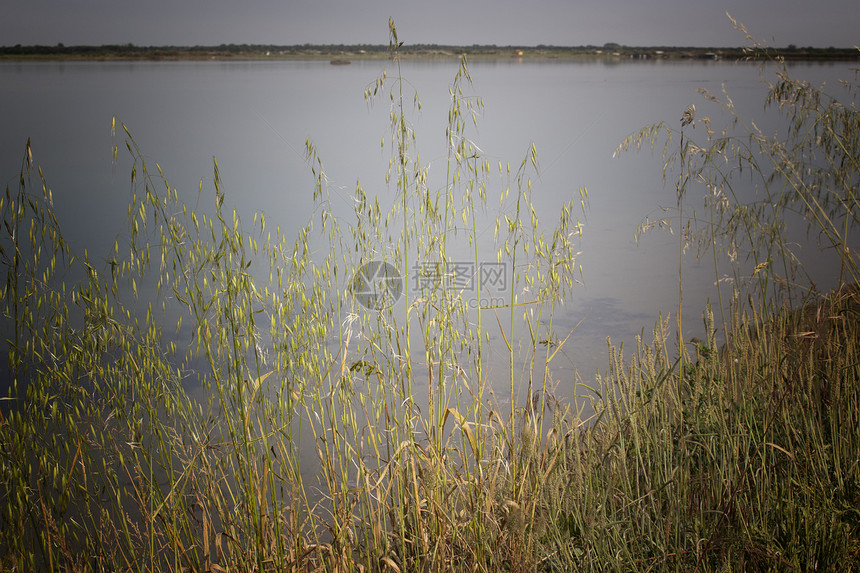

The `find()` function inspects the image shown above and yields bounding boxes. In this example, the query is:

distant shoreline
[1,43,858,62]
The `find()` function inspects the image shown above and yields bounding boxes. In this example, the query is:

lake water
[1,57,856,405]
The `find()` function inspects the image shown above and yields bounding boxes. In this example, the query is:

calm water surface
[1,58,856,401]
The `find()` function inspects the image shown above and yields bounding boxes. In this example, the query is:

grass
[1,19,859,571]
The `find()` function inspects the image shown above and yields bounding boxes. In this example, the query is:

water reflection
[2,58,857,403]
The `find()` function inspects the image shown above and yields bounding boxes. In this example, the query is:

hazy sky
[2,0,858,48]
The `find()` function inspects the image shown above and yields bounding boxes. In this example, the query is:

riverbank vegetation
[1,41,858,62]
[1,20,858,571]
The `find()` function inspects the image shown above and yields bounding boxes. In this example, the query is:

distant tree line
[1,42,857,61]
